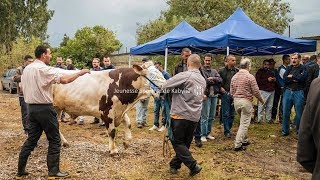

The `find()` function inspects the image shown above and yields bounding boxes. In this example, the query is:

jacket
[218,66,239,92]
[255,68,276,92]
[162,69,206,122]
[297,78,320,180]
[201,66,222,96]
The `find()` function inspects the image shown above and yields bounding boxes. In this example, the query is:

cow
[53,65,160,154]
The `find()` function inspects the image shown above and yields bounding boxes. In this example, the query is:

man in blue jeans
[149,62,171,132]
[218,55,238,138]
[282,53,308,136]
[200,53,222,142]
[276,54,290,124]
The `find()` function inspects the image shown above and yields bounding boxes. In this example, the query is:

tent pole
[128,55,132,67]
[227,46,230,56]
[164,47,168,72]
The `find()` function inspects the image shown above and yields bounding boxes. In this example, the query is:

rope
[162,133,172,158]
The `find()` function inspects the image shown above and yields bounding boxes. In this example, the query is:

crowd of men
[11,45,320,178]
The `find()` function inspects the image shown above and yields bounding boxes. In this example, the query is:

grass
[0,92,310,179]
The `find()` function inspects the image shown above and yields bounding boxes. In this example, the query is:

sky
[47,0,320,52]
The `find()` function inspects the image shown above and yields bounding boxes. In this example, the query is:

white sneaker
[149,125,159,131]
[158,126,166,132]
[207,135,215,140]
[201,136,207,142]
[78,116,84,125]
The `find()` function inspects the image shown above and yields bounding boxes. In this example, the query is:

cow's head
[132,64,147,76]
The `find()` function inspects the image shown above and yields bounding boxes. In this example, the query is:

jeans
[136,98,149,124]
[282,89,305,135]
[170,118,197,170]
[19,96,29,132]
[258,90,275,123]
[272,88,281,120]
[200,96,218,136]
[153,96,169,127]
[221,92,235,135]
[277,88,285,123]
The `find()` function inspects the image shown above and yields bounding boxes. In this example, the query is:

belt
[28,103,53,106]
[285,87,303,91]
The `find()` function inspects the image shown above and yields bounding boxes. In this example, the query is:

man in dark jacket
[255,59,276,123]
[218,55,238,138]
[304,55,319,98]
[173,48,191,75]
[282,53,308,136]
[13,55,34,135]
[276,55,290,124]
[297,77,320,180]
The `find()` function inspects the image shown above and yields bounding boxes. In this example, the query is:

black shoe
[16,171,29,179]
[169,167,178,174]
[189,164,202,176]
[48,171,69,179]
[282,133,289,136]
[234,146,246,152]
[242,141,251,146]
[90,120,99,124]
[195,140,202,148]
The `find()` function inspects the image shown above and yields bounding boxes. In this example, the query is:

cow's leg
[56,109,62,121]
[59,130,69,147]
[107,121,118,155]
[123,113,132,149]
[68,114,78,125]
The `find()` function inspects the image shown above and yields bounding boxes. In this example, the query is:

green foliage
[137,0,292,45]
[60,34,70,47]
[136,0,292,73]
[0,37,41,74]
[55,26,122,68]
[0,0,53,51]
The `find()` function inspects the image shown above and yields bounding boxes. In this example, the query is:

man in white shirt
[16,45,89,179]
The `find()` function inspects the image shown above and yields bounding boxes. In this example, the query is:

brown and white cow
[53,65,154,154]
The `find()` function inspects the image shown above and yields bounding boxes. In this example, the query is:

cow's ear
[133,64,143,71]
[132,64,146,75]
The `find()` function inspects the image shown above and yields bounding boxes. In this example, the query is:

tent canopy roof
[130,20,199,55]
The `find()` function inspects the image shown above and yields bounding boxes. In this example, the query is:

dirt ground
[0,90,310,180]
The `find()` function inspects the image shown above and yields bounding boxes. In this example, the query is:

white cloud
[47,0,319,50]
[47,0,168,51]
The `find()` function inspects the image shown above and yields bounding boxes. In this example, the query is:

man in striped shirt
[230,58,264,151]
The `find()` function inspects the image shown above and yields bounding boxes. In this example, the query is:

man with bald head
[162,54,206,176]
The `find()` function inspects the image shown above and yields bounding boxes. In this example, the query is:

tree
[0,36,41,74]
[56,25,122,68]
[137,0,292,45]
[0,0,53,52]
[60,34,70,47]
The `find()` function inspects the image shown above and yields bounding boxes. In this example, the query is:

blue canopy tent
[169,7,317,56]
[130,20,199,71]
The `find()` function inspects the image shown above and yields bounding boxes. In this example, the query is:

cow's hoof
[123,142,129,149]
[61,120,69,123]
[62,142,70,148]
[126,134,133,140]
[68,121,77,125]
